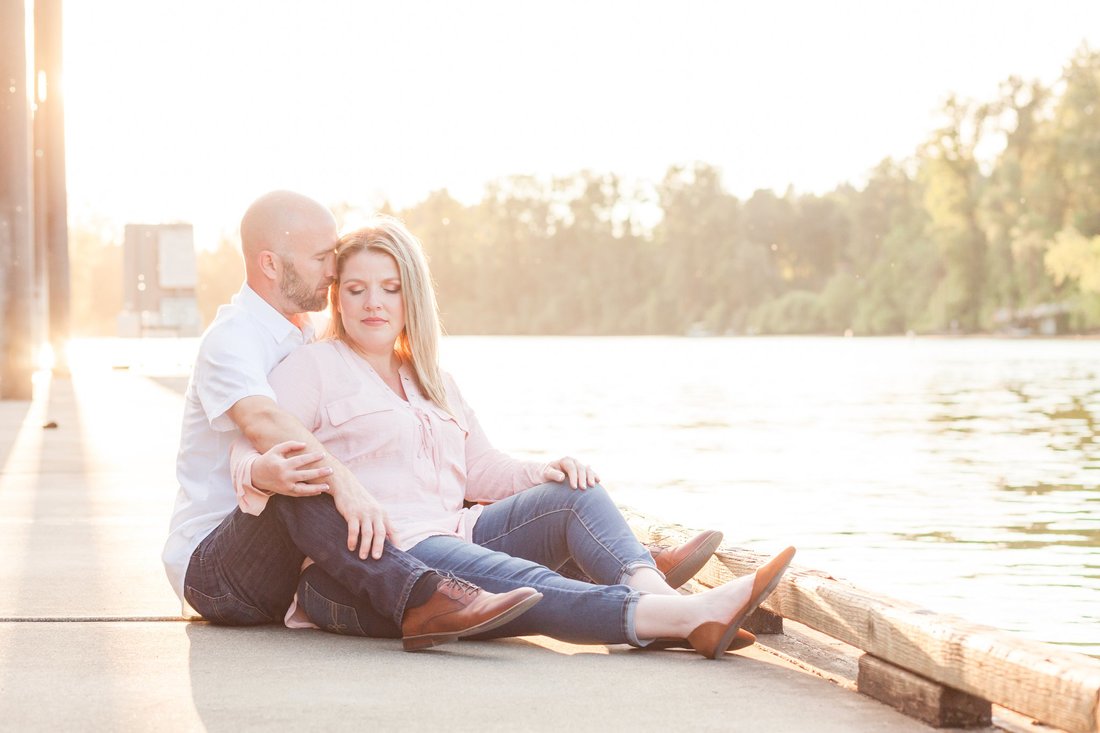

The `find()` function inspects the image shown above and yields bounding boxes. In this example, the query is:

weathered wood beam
[859,653,992,728]
[35,0,70,369]
[622,511,1100,733]
[0,0,37,399]
[705,548,1100,733]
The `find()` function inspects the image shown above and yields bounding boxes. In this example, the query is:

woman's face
[337,248,406,357]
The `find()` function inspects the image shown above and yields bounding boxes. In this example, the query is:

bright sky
[62,0,1100,248]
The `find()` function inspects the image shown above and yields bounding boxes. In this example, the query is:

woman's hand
[544,456,600,490]
[251,440,334,496]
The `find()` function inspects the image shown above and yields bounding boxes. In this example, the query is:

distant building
[118,223,201,337]
[992,303,1071,336]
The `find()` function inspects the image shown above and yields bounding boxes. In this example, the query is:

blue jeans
[298,482,656,646]
[184,493,430,628]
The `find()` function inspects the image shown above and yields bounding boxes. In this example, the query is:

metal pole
[0,0,37,399]
[36,0,70,372]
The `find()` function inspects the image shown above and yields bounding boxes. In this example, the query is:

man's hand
[251,441,333,496]
[330,466,397,560]
[227,396,395,558]
[543,456,599,490]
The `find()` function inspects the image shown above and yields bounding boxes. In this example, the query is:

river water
[77,335,1100,656]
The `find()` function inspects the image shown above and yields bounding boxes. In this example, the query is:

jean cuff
[618,560,659,586]
[392,564,431,628]
[622,590,653,647]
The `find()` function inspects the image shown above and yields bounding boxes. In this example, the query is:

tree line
[71,46,1100,337]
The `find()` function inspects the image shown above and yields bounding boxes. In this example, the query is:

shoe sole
[663,530,724,588]
[710,547,795,659]
[647,631,755,652]
[402,592,544,651]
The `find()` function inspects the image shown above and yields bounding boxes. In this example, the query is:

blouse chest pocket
[426,403,468,438]
[424,403,469,473]
[324,394,407,464]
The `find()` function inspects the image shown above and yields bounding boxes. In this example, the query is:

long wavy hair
[327,216,450,412]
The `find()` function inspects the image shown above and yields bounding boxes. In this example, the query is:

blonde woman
[233,216,794,657]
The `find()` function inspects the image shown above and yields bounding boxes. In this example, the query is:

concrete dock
[0,360,997,731]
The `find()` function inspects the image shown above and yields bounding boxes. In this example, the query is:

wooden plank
[623,512,1100,733]
[704,547,1100,733]
[743,606,783,635]
[859,653,992,728]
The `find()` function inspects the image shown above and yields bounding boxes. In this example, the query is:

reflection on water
[71,336,1100,656]
[441,336,1100,657]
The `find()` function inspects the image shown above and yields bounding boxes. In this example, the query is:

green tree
[919,96,990,331]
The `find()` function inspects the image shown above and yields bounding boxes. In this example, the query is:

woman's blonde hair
[327,216,450,412]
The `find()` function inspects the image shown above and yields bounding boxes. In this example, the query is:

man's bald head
[240,190,337,264]
[239,191,339,318]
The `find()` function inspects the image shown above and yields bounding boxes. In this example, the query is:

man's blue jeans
[184,493,430,628]
[297,481,656,645]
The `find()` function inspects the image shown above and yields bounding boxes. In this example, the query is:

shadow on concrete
[0,374,120,707]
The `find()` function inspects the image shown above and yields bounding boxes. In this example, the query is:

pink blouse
[230,339,550,551]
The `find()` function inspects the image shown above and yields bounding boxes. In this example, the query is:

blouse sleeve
[451,376,550,502]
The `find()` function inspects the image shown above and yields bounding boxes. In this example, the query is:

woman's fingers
[347,517,361,553]
[549,457,599,490]
[383,515,401,548]
[370,515,387,560]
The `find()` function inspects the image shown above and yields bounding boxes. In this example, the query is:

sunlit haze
[63,0,1100,247]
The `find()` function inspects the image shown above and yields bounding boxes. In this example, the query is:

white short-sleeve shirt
[162,283,313,607]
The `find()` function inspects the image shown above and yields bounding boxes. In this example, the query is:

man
[162,191,540,650]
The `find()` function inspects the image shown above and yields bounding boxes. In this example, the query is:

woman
[233,216,795,658]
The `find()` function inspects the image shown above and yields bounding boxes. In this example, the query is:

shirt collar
[236,283,313,343]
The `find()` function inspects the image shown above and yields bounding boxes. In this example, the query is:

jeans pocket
[300,581,366,636]
[185,586,272,626]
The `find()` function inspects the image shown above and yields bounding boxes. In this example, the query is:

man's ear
[258,250,279,280]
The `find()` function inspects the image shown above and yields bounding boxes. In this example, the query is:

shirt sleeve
[226,345,326,515]
[452,376,549,502]
[194,320,277,433]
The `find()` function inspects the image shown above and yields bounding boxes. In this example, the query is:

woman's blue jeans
[298,481,656,646]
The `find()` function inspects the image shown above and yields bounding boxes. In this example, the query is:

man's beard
[279,258,330,312]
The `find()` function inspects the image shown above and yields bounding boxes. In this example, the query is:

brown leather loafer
[688,546,796,660]
[649,529,724,588]
[401,576,543,651]
[646,628,756,653]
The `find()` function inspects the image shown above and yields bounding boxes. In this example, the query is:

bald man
[163,191,540,650]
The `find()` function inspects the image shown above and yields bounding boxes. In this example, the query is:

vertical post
[36,0,70,372]
[0,0,37,399]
